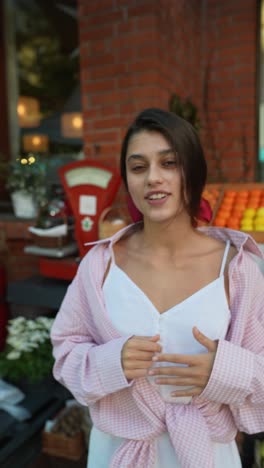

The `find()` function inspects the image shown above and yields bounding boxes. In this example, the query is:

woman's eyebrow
[127,148,174,162]
[158,148,174,156]
[127,154,145,162]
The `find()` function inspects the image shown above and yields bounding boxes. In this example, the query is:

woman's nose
[146,164,162,185]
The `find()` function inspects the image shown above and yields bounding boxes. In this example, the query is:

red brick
[80,25,114,42]
[80,0,114,16]
[81,53,115,67]
[90,90,126,107]
[88,63,127,80]
[92,117,125,130]
[84,10,124,27]
[84,129,120,143]
[83,78,117,94]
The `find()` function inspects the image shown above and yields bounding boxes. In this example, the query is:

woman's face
[126,130,188,224]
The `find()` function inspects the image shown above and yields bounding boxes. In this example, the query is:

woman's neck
[137,216,198,256]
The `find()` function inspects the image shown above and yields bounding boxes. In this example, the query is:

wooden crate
[42,430,85,461]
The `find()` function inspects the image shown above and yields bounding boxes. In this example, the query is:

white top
[87,241,242,468]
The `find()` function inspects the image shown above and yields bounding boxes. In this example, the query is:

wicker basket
[98,207,127,239]
[42,430,85,461]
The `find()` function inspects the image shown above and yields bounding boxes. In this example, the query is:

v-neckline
[106,263,227,316]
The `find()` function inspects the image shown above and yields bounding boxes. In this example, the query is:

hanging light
[61,112,83,138]
[23,134,49,152]
[17,96,41,127]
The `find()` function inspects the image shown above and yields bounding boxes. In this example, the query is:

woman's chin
[143,212,176,224]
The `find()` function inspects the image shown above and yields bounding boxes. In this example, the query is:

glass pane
[15,0,82,184]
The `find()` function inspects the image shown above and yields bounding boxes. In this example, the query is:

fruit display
[202,183,264,242]
[202,186,221,212]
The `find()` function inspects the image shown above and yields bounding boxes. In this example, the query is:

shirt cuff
[94,335,133,395]
[198,339,254,406]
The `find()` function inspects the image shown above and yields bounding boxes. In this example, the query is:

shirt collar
[85,224,264,259]
[198,226,264,259]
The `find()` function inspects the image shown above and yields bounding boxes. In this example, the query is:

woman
[51,108,264,468]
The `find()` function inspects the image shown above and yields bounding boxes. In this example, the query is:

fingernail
[148,370,154,375]
[152,356,158,361]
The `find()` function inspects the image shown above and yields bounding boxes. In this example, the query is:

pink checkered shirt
[51,226,264,468]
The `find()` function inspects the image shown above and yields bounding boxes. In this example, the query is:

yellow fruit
[241,215,254,223]
[241,226,253,231]
[255,225,264,231]
[240,222,253,229]
[243,208,256,217]
[254,216,264,224]
[256,207,264,216]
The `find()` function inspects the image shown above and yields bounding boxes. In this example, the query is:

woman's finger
[125,350,156,361]
[125,360,153,369]
[192,327,217,352]
[154,377,201,386]
[129,339,161,353]
[149,366,200,377]
[170,387,203,397]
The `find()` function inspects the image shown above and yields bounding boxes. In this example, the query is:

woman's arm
[51,253,133,406]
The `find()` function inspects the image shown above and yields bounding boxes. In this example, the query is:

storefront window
[10,0,82,185]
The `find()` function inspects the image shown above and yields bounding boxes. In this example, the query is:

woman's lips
[145,192,170,206]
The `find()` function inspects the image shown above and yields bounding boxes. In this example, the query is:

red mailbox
[59,160,121,257]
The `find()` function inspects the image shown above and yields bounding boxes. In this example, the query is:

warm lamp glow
[17,96,40,127]
[23,134,49,152]
[72,115,82,129]
[17,103,26,117]
[61,112,83,138]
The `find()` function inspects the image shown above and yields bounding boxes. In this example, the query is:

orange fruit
[220,201,234,210]
[226,220,240,229]
[213,217,226,227]
[247,201,259,209]
[230,214,242,223]
[232,208,244,216]
[250,189,262,197]
[248,196,260,204]
[217,209,231,218]
[225,190,236,197]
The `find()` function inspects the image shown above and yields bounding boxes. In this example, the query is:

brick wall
[78,0,258,197]
[0,219,39,282]
[202,0,258,182]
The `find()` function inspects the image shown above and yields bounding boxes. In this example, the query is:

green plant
[0,153,47,206]
[5,154,46,192]
[169,94,200,131]
[0,316,55,384]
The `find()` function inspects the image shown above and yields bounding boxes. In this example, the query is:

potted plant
[1,154,47,218]
[169,94,200,131]
[0,316,55,385]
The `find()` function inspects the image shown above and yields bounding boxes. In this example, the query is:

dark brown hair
[120,108,207,221]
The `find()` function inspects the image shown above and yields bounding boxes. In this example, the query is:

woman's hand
[122,334,161,380]
[148,327,218,397]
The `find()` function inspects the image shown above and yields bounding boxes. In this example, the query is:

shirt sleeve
[198,253,264,433]
[50,251,132,406]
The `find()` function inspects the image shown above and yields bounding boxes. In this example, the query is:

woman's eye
[131,165,145,172]
[163,160,177,167]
